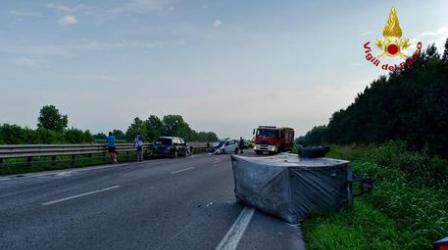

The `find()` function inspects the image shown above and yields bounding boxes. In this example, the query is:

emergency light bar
[258,126,276,129]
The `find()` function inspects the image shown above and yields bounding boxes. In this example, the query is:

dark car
[152,136,188,158]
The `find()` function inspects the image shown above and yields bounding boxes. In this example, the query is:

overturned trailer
[231,153,353,224]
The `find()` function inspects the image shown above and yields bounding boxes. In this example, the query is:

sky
[1,0,448,139]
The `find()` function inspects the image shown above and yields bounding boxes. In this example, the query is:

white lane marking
[56,171,73,176]
[215,207,255,250]
[42,185,120,206]
[171,167,195,174]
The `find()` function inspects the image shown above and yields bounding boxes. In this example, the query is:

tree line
[0,105,218,144]
[0,105,93,144]
[121,115,218,143]
[297,39,448,157]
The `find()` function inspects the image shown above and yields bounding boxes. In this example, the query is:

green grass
[304,202,407,250]
[0,153,143,175]
[303,142,448,250]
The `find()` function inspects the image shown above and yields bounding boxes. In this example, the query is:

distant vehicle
[253,126,294,154]
[206,141,221,152]
[152,136,188,158]
[214,140,239,154]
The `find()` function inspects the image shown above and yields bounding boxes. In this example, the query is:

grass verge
[303,142,448,250]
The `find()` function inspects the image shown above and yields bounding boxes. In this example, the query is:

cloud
[0,45,70,57]
[418,27,448,38]
[58,15,78,25]
[72,75,120,82]
[107,0,174,14]
[9,57,41,67]
[47,3,75,12]
[360,31,373,36]
[46,3,91,12]
[212,19,222,28]
[0,40,158,59]
[74,41,158,50]
[416,26,448,51]
[9,10,42,17]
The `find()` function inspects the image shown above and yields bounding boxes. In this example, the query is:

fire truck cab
[253,126,294,154]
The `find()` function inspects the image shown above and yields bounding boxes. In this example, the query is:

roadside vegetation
[0,105,218,145]
[296,40,448,250]
[0,105,94,144]
[0,105,216,175]
[299,39,448,249]
[303,142,448,250]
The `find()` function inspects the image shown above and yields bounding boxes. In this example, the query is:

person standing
[239,137,245,154]
[106,132,118,163]
[135,134,144,162]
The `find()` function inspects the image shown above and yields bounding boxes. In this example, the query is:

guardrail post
[27,156,32,167]
[71,155,76,167]
[51,156,56,166]
[0,158,3,168]
[126,151,129,161]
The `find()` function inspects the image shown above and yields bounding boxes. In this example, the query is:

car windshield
[256,129,277,137]
[155,138,172,145]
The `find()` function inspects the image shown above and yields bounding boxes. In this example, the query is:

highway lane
[0,153,305,250]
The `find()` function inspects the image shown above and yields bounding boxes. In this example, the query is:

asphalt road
[0,153,305,250]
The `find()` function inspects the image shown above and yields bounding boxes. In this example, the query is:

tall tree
[162,115,191,139]
[37,105,68,132]
[112,129,126,140]
[300,43,448,157]
[442,38,448,64]
[145,115,163,141]
[125,117,146,142]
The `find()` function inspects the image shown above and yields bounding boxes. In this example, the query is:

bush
[353,162,448,249]
[64,128,94,143]
[327,141,448,189]
[0,123,94,144]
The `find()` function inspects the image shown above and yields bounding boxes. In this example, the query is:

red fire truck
[253,126,295,154]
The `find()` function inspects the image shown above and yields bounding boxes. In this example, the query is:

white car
[214,140,239,154]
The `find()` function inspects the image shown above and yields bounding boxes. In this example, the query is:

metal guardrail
[0,144,146,159]
[0,142,209,167]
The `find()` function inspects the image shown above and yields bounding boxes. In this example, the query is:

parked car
[214,140,239,154]
[152,136,188,158]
